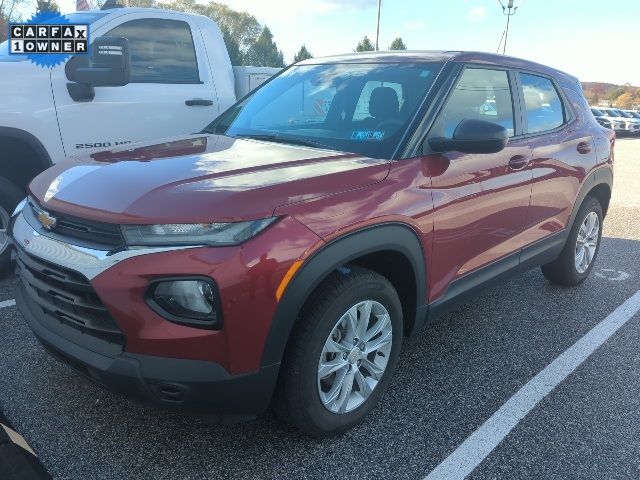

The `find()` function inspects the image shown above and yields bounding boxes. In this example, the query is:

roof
[297,50,579,85]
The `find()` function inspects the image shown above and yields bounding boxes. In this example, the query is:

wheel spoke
[336,368,356,413]
[360,358,384,380]
[319,358,348,379]
[365,329,392,354]
[363,313,389,342]
[354,370,373,399]
[356,301,372,339]
[323,366,348,405]
[324,338,350,354]
[344,305,359,343]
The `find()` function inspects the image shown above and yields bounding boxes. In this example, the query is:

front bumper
[16,281,279,414]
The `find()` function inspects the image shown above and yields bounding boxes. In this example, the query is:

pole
[375,0,381,51]
[503,11,511,54]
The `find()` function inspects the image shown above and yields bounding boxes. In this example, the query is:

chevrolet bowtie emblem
[37,209,57,230]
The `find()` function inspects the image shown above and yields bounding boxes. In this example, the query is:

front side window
[206,62,443,159]
[520,73,565,134]
[429,67,515,140]
[106,19,199,84]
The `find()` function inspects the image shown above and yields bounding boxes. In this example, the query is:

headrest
[369,87,400,119]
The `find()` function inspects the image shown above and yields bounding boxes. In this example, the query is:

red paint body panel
[28,134,389,224]
[91,216,323,374]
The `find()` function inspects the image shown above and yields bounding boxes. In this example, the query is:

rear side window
[430,68,515,138]
[106,19,199,84]
[520,73,564,134]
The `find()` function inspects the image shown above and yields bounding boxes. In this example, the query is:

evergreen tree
[293,44,312,63]
[355,36,375,52]
[389,37,407,50]
[245,26,285,68]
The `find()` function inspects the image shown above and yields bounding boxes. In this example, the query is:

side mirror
[74,36,131,87]
[428,119,508,154]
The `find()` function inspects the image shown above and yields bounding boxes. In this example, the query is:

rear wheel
[274,266,403,437]
[541,196,603,286]
[0,177,24,278]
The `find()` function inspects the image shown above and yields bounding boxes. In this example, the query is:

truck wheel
[0,177,24,278]
[274,266,403,437]
[541,196,603,286]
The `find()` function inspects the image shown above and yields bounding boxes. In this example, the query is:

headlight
[147,278,221,328]
[121,218,278,246]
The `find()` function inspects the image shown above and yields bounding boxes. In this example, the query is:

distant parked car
[590,108,623,132]
[597,108,640,135]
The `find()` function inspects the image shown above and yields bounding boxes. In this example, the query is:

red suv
[11,51,613,437]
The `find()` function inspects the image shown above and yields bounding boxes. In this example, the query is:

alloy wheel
[575,211,599,274]
[0,206,10,254]
[317,300,392,414]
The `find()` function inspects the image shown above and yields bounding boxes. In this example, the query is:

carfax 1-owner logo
[8,11,89,67]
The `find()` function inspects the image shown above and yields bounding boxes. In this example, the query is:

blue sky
[55,0,640,85]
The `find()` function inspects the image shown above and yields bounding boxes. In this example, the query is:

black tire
[0,177,24,278]
[274,266,403,437]
[541,196,603,286]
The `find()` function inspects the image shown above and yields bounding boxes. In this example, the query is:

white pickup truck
[0,6,280,275]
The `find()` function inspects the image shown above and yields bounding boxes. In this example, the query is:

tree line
[583,82,640,110]
[1,0,409,66]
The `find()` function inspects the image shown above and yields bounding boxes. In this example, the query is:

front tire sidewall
[0,177,24,278]
[299,278,402,435]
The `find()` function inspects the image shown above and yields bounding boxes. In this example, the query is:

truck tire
[0,177,24,278]
[274,266,403,437]
[541,196,603,286]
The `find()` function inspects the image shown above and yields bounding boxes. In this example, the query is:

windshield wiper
[233,133,336,151]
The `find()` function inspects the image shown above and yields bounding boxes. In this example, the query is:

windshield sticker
[351,131,385,141]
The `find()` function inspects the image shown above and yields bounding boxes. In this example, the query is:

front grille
[28,199,125,250]
[16,250,124,346]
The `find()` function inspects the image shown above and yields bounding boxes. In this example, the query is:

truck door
[51,15,218,156]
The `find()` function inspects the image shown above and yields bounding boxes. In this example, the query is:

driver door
[425,66,534,301]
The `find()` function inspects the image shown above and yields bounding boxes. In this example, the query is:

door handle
[577,141,592,154]
[185,99,214,106]
[508,155,530,170]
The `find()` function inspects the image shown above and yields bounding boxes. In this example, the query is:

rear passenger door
[517,72,597,248]
[426,67,534,298]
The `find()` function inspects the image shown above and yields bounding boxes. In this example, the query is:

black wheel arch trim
[260,222,428,367]
[0,127,54,173]
[568,165,613,226]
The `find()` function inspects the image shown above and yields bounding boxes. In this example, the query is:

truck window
[106,18,199,84]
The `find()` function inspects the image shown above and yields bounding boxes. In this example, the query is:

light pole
[375,0,381,51]
[498,0,522,54]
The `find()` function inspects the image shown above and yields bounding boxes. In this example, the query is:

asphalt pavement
[0,139,638,480]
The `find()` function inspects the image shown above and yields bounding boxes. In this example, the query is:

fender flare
[0,127,53,175]
[260,223,428,367]
[568,165,613,228]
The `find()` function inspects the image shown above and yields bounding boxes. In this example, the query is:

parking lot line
[0,299,16,310]
[424,289,640,480]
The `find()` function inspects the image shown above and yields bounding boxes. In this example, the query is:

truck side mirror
[66,36,131,102]
[76,36,131,86]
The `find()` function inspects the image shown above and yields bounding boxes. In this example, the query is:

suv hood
[29,134,390,224]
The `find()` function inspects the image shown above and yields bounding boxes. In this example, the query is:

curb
[0,411,52,480]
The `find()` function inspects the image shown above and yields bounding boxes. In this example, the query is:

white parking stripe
[424,290,640,480]
[0,299,16,309]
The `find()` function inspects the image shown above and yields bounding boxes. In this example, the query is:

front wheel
[0,177,24,278]
[274,266,403,437]
[541,196,603,286]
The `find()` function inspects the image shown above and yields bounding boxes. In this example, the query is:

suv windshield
[205,62,443,159]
